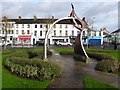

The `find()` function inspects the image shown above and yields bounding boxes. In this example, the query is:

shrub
[4,57,61,81]
[27,50,52,59]
[118,64,120,72]
[95,59,119,73]
[27,51,38,59]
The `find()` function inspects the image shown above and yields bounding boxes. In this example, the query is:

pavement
[47,49,119,89]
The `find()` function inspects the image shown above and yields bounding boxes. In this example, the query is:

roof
[4,18,82,25]
[111,29,120,34]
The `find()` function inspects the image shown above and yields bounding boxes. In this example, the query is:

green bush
[27,50,52,59]
[4,57,61,81]
[95,59,119,73]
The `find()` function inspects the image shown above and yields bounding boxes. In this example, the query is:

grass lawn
[0,55,2,90]
[2,67,50,88]
[54,47,120,62]
[54,47,74,54]
[86,49,119,61]
[1,48,51,89]
[83,76,118,89]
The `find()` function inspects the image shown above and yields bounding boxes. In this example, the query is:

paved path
[47,49,119,89]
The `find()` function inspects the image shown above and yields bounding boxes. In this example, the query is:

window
[54,30,56,36]
[16,24,18,28]
[2,30,4,34]
[28,24,30,28]
[40,31,42,36]
[60,25,62,28]
[35,25,37,28]
[83,31,85,36]
[12,23,14,27]
[22,24,24,28]
[77,31,80,35]
[2,23,5,27]
[54,24,56,28]
[40,25,42,28]
[10,36,13,41]
[60,30,62,36]
[34,31,37,36]
[16,30,18,34]
[65,30,68,36]
[22,30,24,34]
[46,25,48,28]
[99,31,101,36]
[9,23,11,28]
[27,30,30,34]
[94,32,96,36]
[65,25,68,28]
[12,30,14,34]
[72,30,74,36]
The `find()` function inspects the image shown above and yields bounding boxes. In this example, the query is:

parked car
[36,40,44,46]
[56,41,72,46]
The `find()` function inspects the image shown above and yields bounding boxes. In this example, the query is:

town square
[0,0,120,89]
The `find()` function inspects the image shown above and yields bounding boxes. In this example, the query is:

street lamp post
[91,17,95,46]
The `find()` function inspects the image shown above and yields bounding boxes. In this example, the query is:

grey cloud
[83,2,117,18]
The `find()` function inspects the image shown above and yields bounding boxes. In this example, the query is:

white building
[0,16,105,46]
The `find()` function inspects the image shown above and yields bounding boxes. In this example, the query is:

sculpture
[70,4,89,62]
[43,4,89,62]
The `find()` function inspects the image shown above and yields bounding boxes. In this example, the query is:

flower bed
[4,57,61,81]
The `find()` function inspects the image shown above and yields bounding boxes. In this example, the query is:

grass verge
[2,48,53,89]
[83,76,118,89]
[2,67,50,88]
[0,55,2,90]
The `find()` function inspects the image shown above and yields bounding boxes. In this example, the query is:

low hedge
[8,49,52,59]
[95,59,119,73]
[27,50,52,59]
[87,52,119,73]
[4,57,61,81]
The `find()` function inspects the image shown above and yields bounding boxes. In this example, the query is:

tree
[43,16,54,48]
[2,16,9,50]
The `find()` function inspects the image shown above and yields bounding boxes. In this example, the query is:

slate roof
[111,29,120,34]
[6,18,82,24]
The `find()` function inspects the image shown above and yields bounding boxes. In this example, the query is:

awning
[18,35,31,41]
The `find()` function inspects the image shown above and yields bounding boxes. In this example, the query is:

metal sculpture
[70,4,89,62]
[43,4,89,62]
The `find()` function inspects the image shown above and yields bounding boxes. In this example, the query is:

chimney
[52,16,54,19]
[18,16,21,20]
[2,16,8,21]
[34,16,37,20]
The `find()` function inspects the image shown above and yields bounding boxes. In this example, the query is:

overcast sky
[1,0,119,32]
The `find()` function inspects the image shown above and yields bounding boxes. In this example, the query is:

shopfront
[18,35,31,46]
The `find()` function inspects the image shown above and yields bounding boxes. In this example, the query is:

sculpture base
[73,54,90,63]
